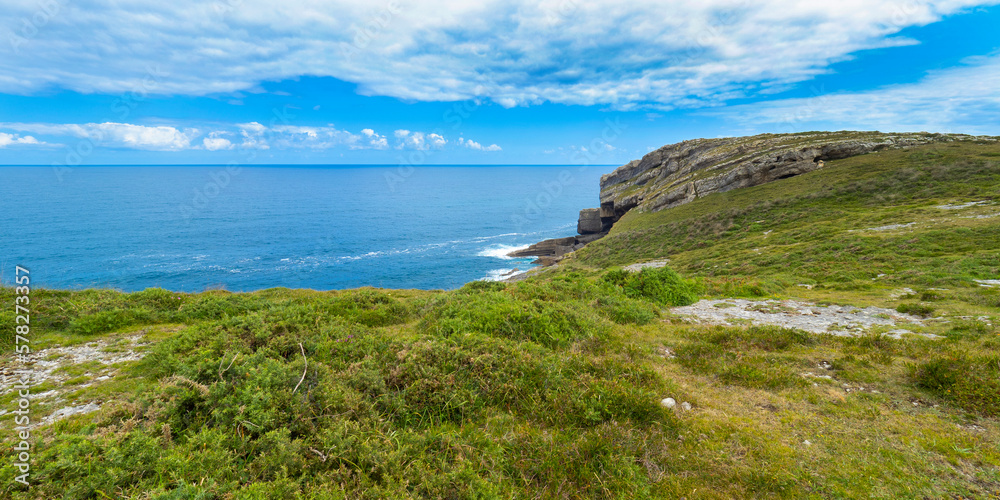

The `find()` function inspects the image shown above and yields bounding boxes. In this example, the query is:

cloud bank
[715,53,1000,134]
[0,121,500,152]
[3,0,996,109]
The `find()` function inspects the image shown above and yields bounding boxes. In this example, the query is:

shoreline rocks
[507,230,607,265]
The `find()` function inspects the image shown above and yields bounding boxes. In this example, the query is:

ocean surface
[0,165,608,292]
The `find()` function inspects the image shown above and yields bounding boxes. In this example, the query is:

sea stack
[577,208,603,234]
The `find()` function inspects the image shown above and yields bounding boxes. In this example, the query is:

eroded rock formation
[511,131,987,265]
[598,131,971,224]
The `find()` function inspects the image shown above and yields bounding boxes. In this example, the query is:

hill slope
[598,131,988,221]
[2,135,999,499]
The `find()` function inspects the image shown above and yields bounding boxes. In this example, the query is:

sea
[0,165,609,292]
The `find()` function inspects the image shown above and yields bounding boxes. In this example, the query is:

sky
[0,0,998,165]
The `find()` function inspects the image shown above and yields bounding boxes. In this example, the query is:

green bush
[69,307,152,335]
[459,280,508,294]
[963,288,1000,309]
[703,324,815,351]
[896,303,935,318]
[0,309,14,349]
[718,357,808,390]
[418,291,606,347]
[674,326,813,390]
[944,319,993,340]
[697,276,785,298]
[600,266,698,306]
[128,287,185,312]
[594,295,659,325]
[911,353,1000,416]
[180,292,266,320]
[325,288,411,327]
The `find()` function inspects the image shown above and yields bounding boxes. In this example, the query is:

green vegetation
[2,140,999,498]
[600,267,698,307]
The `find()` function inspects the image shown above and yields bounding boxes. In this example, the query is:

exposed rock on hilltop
[512,131,994,264]
[597,131,980,224]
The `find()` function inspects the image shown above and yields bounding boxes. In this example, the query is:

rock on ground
[623,260,672,272]
[0,332,157,428]
[671,299,940,338]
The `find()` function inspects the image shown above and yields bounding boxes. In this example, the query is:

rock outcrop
[576,208,605,234]
[511,131,990,266]
[508,232,606,264]
[599,131,975,224]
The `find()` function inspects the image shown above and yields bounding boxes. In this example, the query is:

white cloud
[1,1,996,109]
[459,137,502,151]
[361,128,388,149]
[203,133,233,151]
[238,122,270,150]
[235,123,393,150]
[0,132,47,147]
[1,122,196,150]
[2,121,396,151]
[714,53,1000,134]
[0,132,55,148]
[428,133,447,148]
[394,130,447,150]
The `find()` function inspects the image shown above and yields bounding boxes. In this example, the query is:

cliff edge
[597,131,977,224]
[512,131,988,264]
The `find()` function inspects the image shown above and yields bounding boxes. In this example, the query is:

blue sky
[1,0,998,165]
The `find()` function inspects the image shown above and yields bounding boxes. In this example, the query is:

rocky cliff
[597,131,973,223]
[512,131,984,264]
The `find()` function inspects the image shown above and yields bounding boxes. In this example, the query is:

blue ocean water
[0,165,608,292]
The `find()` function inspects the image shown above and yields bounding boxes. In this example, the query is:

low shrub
[69,307,153,335]
[703,324,814,351]
[128,287,185,312]
[600,266,698,307]
[674,326,813,390]
[697,276,786,298]
[896,303,935,318]
[943,319,993,340]
[325,288,412,327]
[594,295,659,325]
[911,353,1000,416]
[180,292,267,320]
[418,292,606,347]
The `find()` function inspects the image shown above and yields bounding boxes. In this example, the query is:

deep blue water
[0,165,607,292]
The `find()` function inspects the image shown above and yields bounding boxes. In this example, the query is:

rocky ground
[0,329,163,429]
[670,298,944,338]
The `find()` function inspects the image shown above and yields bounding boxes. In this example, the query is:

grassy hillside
[2,140,999,499]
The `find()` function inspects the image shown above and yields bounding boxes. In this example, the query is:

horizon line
[0,163,624,167]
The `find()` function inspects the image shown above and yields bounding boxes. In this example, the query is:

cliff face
[598,131,972,223]
[515,131,986,265]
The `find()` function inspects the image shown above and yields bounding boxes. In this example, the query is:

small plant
[593,295,659,325]
[910,354,1000,416]
[69,307,152,335]
[418,291,606,347]
[326,288,412,327]
[896,303,935,318]
[600,266,698,307]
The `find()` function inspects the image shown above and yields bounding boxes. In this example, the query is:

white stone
[660,398,676,409]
